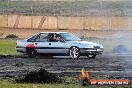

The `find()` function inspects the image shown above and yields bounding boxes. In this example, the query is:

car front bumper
[80,48,103,55]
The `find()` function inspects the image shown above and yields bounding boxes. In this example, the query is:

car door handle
[35,43,38,45]
[49,43,51,45]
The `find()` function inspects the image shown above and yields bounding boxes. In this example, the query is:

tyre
[26,49,37,58]
[87,54,96,59]
[81,78,90,86]
[69,46,80,59]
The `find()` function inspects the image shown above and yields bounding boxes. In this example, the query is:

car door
[29,33,50,54]
[48,33,66,54]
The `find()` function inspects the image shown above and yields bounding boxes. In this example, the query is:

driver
[54,34,63,42]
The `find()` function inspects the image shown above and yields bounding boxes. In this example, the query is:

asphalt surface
[0,54,132,79]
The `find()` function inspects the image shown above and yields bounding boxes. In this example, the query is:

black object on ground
[15,68,62,83]
[5,34,19,38]
[112,45,129,53]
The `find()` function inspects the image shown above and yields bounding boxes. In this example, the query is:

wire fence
[0,0,131,16]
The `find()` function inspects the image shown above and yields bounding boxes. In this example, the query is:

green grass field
[0,82,80,88]
[0,39,18,55]
[0,81,130,88]
[0,38,132,55]
[0,79,80,88]
[0,79,130,88]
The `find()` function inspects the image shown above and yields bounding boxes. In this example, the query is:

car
[16,32,103,59]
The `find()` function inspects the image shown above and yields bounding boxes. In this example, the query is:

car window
[28,33,49,42]
[60,33,81,41]
[49,33,63,42]
[36,33,49,42]
[27,34,39,42]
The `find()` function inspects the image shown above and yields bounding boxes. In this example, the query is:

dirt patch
[0,54,132,79]
[1,28,132,38]
[0,55,25,58]
[15,68,62,83]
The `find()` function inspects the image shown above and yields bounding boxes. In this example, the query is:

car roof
[40,32,68,34]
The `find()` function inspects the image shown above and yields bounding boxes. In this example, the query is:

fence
[0,15,132,31]
[0,0,131,16]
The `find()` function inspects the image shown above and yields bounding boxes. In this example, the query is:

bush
[5,34,19,39]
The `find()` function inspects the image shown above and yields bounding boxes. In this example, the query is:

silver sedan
[16,32,103,59]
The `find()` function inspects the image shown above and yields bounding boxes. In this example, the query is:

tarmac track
[0,54,132,79]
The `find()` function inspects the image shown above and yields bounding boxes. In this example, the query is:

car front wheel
[69,46,80,59]
[87,54,96,59]
[26,49,37,58]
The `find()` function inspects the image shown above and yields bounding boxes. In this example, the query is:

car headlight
[100,45,103,48]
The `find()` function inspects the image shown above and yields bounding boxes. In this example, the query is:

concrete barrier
[41,16,57,29]
[8,15,19,28]
[126,17,132,30]
[32,16,43,29]
[33,16,57,29]
[110,17,128,30]
[0,15,131,31]
[18,16,32,29]
[58,16,83,30]
[0,15,8,27]
[84,16,108,30]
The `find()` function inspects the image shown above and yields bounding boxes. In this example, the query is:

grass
[0,80,131,88]
[0,82,80,88]
[0,39,18,55]
[0,78,131,88]
[0,83,79,88]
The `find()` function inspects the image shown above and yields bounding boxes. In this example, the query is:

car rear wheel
[69,46,80,59]
[87,54,96,59]
[27,49,37,58]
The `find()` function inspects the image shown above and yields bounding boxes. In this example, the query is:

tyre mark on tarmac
[0,54,131,78]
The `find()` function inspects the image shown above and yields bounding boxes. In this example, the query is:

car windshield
[60,33,81,41]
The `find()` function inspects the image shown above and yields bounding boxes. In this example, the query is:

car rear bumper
[16,47,26,53]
